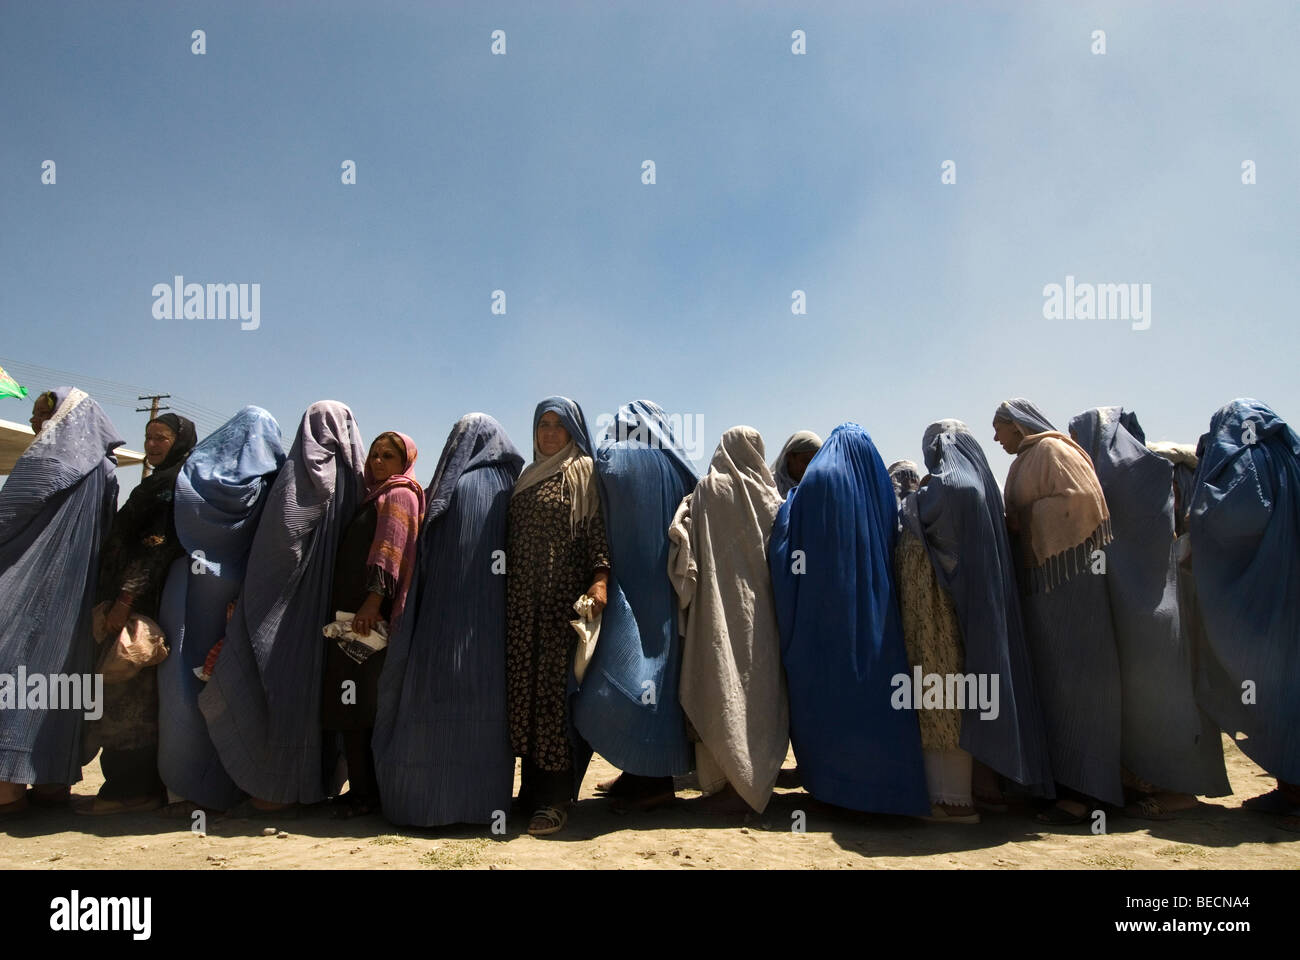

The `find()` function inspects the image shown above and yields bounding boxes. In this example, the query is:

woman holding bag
[505,397,610,836]
[78,413,197,815]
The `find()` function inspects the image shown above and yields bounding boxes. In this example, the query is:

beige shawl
[1004,431,1112,593]
[512,439,598,534]
[669,426,789,813]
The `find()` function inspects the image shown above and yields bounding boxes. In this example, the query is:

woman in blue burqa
[769,422,930,816]
[156,406,286,815]
[506,397,611,836]
[79,411,198,815]
[0,388,122,817]
[198,401,365,816]
[897,420,1055,820]
[372,413,523,827]
[1068,407,1230,815]
[575,400,696,813]
[1185,399,1300,821]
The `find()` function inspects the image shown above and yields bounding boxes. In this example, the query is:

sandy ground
[2,736,1296,870]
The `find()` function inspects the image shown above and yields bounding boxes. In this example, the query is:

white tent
[0,418,144,475]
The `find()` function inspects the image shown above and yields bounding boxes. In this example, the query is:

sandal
[527,805,568,836]
[73,794,164,816]
[610,788,675,815]
[331,797,378,820]
[918,803,981,825]
[1034,803,1091,826]
[155,800,212,819]
[1123,795,1175,821]
[226,798,301,820]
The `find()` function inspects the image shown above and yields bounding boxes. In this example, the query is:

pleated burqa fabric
[1002,406,1123,807]
[769,422,930,816]
[573,400,696,777]
[1188,399,1300,783]
[0,388,122,784]
[910,420,1054,796]
[1069,407,1229,796]
[157,406,286,809]
[372,414,524,826]
[670,426,788,812]
[198,401,365,804]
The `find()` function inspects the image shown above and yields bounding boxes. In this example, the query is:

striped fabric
[907,419,1054,796]
[198,401,365,804]
[1070,407,1229,797]
[157,406,286,809]
[572,400,697,777]
[0,388,122,784]
[372,413,523,826]
[769,422,931,816]
[1188,399,1300,783]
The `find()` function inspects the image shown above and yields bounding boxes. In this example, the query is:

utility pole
[136,394,171,478]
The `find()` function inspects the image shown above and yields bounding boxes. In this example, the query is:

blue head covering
[995,398,1057,436]
[1188,399,1300,782]
[1067,406,1229,795]
[0,388,121,784]
[173,406,287,580]
[424,413,524,524]
[1,387,123,535]
[531,395,594,458]
[572,400,697,776]
[905,419,1055,795]
[373,413,524,826]
[157,406,287,809]
[769,422,929,815]
[199,400,366,804]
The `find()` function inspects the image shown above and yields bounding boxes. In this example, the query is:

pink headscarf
[363,432,425,624]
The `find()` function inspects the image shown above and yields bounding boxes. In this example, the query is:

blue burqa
[0,388,121,785]
[770,422,930,815]
[1188,399,1300,783]
[198,401,365,804]
[908,420,1054,795]
[372,413,523,826]
[157,406,286,809]
[573,400,696,777]
[1069,407,1230,796]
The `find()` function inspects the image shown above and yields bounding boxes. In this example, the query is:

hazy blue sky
[3,1,1297,493]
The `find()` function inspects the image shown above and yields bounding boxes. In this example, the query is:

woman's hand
[352,594,384,637]
[586,572,609,614]
[104,600,131,637]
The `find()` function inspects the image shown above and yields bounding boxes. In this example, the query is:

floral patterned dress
[505,472,610,772]
[894,528,964,751]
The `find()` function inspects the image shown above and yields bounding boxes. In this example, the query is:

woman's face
[144,422,178,467]
[369,436,405,483]
[786,449,815,483]
[992,418,1023,455]
[29,395,55,433]
[536,411,571,458]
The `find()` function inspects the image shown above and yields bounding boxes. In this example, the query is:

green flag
[0,365,28,400]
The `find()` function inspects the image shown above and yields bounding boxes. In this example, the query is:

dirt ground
[2,736,1296,870]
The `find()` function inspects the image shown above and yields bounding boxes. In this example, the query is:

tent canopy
[1,418,144,475]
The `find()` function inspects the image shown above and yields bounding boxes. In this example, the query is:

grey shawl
[669,425,788,812]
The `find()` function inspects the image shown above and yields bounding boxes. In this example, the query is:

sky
[2,0,1297,494]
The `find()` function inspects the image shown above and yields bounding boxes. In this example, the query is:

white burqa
[668,426,789,813]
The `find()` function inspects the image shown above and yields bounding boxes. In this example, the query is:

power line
[0,356,230,434]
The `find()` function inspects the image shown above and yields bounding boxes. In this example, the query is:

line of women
[1,388,1296,837]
